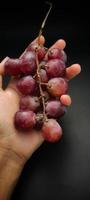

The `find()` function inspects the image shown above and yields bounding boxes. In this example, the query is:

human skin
[0,36,81,200]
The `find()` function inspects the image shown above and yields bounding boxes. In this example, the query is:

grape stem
[35,51,47,122]
[35,2,52,122]
[38,2,52,45]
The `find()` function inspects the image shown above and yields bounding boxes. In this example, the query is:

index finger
[49,39,66,51]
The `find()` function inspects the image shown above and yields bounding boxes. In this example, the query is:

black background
[0,0,90,199]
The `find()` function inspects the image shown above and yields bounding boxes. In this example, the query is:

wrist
[0,146,25,200]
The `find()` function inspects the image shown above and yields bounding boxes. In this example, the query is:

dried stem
[35,2,52,121]
[35,51,47,121]
[38,2,52,45]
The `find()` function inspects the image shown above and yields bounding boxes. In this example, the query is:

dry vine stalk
[35,2,52,122]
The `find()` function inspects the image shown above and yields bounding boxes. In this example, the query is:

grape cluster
[4,40,68,142]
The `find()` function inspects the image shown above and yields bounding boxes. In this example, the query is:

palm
[0,86,44,160]
[0,37,81,161]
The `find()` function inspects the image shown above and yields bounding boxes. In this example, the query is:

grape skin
[38,47,47,61]
[20,51,36,60]
[20,59,36,75]
[4,58,21,76]
[15,110,36,130]
[42,119,63,142]
[45,100,66,118]
[40,69,48,83]
[17,76,36,95]
[20,96,40,111]
[46,59,65,78]
[20,51,36,75]
[47,77,68,97]
[48,48,67,62]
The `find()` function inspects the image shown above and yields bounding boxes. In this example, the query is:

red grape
[45,100,66,118]
[47,77,68,97]
[40,69,48,83]
[4,58,21,76]
[20,51,36,75]
[20,59,36,75]
[48,48,67,62]
[26,42,46,60]
[42,119,63,142]
[15,110,36,130]
[20,50,36,60]
[46,59,65,78]
[38,47,47,60]
[20,96,40,111]
[17,75,36,95]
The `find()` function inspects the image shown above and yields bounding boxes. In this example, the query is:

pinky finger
[60,95,72,106]
[66,64,81,80]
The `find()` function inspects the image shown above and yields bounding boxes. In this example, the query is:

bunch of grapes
[4,41,68,142]
[3,3,69,143]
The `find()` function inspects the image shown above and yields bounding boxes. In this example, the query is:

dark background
[0,0,90,199]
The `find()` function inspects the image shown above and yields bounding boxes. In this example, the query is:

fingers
[66,64,81,80]
[60,64,81,106]
[0,76,2,89]
[49,39,66,51]
[60,95,72,106]
[32,35,45,46]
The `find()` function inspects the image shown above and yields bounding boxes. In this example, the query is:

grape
[47,77,68,97]
[15,110,36,130]
[17,75,36,95]
[38,47,47,60]
[26,41,47,60]
[45,100,66,118]
[48,48,67,62]
[40,69,48,83]
[48,48,61,59]
[20,96,40,111]
[20,50,36,60]
[46,59,65,78]
[20,51,36,75]
[42,119,63,142]
[4,58,21,76]
[20,59,36,75]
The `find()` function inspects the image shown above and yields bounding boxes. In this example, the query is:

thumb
[0,57,9,75]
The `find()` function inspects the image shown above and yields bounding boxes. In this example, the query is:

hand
[0,36,81,164]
